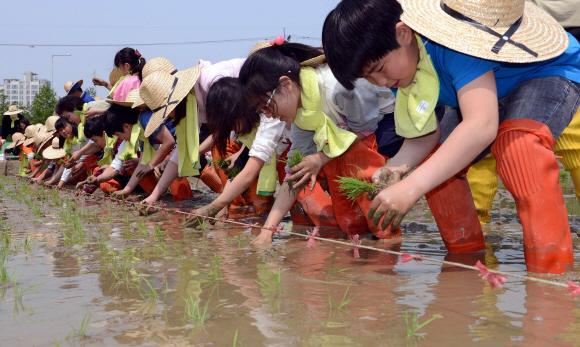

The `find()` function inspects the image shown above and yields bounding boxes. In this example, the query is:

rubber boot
[295,183,339,227]
[554,105,580,203]
[492,119,574,274]
[466,153,498,224]
[424,145,486,253]
[199,165,223,193]
[169,177,193,203]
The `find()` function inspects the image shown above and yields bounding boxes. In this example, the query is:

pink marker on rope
[306,227,319,249]
[269,226,284,236]
[350,234,361,259]
[401,253,423,264]
[567,281,580,297]
[475,261,507,290]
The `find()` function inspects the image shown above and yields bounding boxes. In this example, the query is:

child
[64,79,95,103]
[103,96,193,202]
[238,41,403,243]
[321,0,580,274]
[92,47,145,102]
[1,106,26,146]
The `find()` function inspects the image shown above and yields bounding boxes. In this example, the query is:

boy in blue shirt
[322,0,580,274]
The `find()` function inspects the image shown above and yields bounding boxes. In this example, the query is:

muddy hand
[367,180,420,231]
[184,204,222,228]
[367,165,411,200]
[250,228,274,244]
[153,166,164,180]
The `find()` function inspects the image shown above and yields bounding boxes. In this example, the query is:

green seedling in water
[328,285,358,312]
[12,278,44,300]
[1,246,17,284]
[327,264,351,276]
[51,190,59,205]
[66,312,92,342]
[154,225,166,243]
[200,254,224,283]
[336,176,376,203]
[124,215,130,228]
[136,220,147,237]
[31,205,42,218]
[405,310,441,339]
[1,219,13,245]
[198,218,207,232]
[138,277,159,301]
[183,296,224,325]
[256,267,283,294]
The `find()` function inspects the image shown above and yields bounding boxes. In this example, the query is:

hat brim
[23,137,35,147]
[4,110,23,116]
[37,133,55,152]
[43,147,66,160]
[143,66,201,137]
[301,55,327,68]
[106,100,134,107]
[131,94,147,110]
[6,140,22,149]
[400,0,569,63]
[66,79,84,96]
[109,68,123,87]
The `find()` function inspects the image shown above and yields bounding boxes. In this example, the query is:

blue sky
[0,0,340,99]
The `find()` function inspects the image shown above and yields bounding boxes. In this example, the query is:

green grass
[31,205,42,218]
[336,176,376,202]
[256,267,283,294]
[138,277,159,301]
[183,296,224,325]
[328,285,358,312]
[1,245,17,284]
[136,220,147,237]
[60,211,86,245]
[12,278,44,300]
[51,190,59,205]
[200,254,224,283]
[66,313,92,342]
[404,310,441,339]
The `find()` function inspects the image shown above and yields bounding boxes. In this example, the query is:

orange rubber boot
[491,119,574,274]
[199,165,223,193]
[295,184,339,227]
[169,177,193,203]
[100,179,122,194]
[422,145,485,253]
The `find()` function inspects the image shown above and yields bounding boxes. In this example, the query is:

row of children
[3,0,580,275]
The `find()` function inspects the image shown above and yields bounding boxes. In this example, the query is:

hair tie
[134,49,142,60]
[269,36,285,46]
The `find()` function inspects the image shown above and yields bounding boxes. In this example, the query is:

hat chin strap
[440,0,538,57]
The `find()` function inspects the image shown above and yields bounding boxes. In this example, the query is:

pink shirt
[113,75,141,102]
[193,58,245,127]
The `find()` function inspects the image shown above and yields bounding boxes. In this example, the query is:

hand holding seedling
[113,190,127,199]
[92,77,109,88]
[76,176,97,190]
[123,158,139,172]
[184,204,223,228]
[286,153,325,191]
[368,165,412,200]
[136,162,155,179]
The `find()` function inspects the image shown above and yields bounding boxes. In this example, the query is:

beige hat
[42,137,66,160]
[45,115,60,133]
[64,80,83,95]
[94,96,103,101]
[140,66,201,137]
[400,0,569,63]
[248,41,326,67]
[36,130,54,152]
[31,129,52,148]
[143,58,178,79]
[6,132,24,149]
[3,105,23,116]
[106,89,144,108]
[109,68,123,87]
[35,123,43,128]
[129,89,147,109]
[22,125,40,147]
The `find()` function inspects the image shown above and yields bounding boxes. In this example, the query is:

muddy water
[1,176,580,347]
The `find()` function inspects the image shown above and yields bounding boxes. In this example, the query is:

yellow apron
[98,134,118,166]
[175,91,200,177]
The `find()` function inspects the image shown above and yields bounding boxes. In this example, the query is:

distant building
[0,71,51,106]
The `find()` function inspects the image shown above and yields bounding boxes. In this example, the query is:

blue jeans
[440,76,580,163]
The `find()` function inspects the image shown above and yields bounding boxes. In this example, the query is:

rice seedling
[138,277,159,301]
[328,286,358,312]
[280,149,306,191]
[216,158,231,171]
[23,237,33,252]
[154,225,166,243]
[229,167,241,179]
[105,213,112,224]
[66,312,92,342]
[336,176,376,203]
[136,220,148,237]
[124,214,130,228]
[404,310,441,339]
[12,279,44,300]
[121,152,134,162]
[327,263,352,276]
[236,234,249,248]
[200,254,224,283]
[31,205,42,218]
[51,189,59,205]
[1,219,12,245]
[256,267,283,294]
[1,246,17,284]
[183,296,224,325]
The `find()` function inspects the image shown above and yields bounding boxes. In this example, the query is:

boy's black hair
[102,104,140,137]
[207,77,259,157]
[322,0,403,90]
[239,42,323,110]
[55,117,79,138]
[114,47,146,82]
[54,95,86,115]
[83,115,105,139]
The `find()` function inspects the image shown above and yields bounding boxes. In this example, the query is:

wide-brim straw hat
[31,129,52,148]
[143,57,178,79]
[248,41,327,67]
[22,125,40,147]
[109,68,123,87]
[106,89,144,108]
[45,115,60,133]
[140,66,201,137]
[65,79,83,95]
[6,132,24,149]
[129,89,147,109]
[400,0,569,63]
[4,105,23,116]
[43,137,66,160]
[37,131,54,151]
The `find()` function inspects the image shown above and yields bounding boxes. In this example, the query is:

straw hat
[45,115,60,133]
[106,89,144,108]
[109,68,123,87]
[37,130,54,151]
[129,89,147,110]
[64,80,83,95]
[43,137,66,160]
[143,58,178,79]
[6,132,24,150]
[248,40,327,67]
[31,129,52,148]
[35,123,43,128]
[22,125,40,147]
[94,96,103,101]
[400,0,569,63]
[3,105,23,116]
[140,66,201,137]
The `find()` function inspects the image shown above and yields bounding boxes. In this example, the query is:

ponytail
[239,42,323,109]
[114,47,147,82]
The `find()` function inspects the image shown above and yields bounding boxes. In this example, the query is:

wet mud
[1,174,580,346]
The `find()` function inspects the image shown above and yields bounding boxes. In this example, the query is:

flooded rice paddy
[1,174,580,346]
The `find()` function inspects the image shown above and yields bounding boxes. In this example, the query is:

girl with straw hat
[236,39,406,244]
[1,105,28,147]
[92,47,146,102]
[28,129,54,180]
[31,136,64,185]
[322,0,580,274]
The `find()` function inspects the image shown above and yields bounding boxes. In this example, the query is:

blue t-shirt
[81,91,95,103]
[138,110,177,151]
[422,32,580,107]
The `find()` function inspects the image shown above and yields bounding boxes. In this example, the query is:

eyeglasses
[256,87,277,114]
